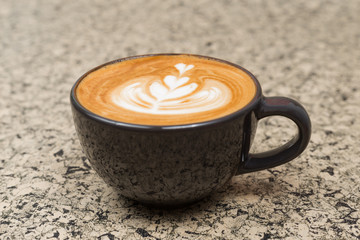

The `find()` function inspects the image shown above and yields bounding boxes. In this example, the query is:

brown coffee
[76,55,256,125]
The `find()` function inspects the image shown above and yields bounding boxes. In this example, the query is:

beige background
[1,0,359,239]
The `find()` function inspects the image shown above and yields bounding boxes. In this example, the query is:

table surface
[1,0,359,239]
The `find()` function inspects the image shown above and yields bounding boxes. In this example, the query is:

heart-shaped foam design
[150,82,169,100]
[164,76,189,90]
[175,63,194,75]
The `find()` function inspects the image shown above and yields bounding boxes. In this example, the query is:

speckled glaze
[71,107,252,206]
[70,54,311,207]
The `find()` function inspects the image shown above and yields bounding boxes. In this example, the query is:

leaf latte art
[111,63,232,115]
[76,55,257,125]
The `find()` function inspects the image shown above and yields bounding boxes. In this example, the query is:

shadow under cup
[70,54,311,207]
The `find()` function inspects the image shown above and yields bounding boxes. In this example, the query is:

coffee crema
[76,55,256,125]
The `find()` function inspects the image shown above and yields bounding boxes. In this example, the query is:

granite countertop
[1,0,359,239]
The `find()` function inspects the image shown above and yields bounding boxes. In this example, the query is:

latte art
[76,55,257,125]
[111,63,232,115]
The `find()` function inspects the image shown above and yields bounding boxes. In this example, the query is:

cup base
[119,193,211,209]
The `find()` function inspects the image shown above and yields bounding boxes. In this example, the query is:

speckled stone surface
[1,0,359,239]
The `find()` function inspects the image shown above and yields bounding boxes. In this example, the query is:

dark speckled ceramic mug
[70,54,311,207]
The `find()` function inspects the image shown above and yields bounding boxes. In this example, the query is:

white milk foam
[111,63,232,114]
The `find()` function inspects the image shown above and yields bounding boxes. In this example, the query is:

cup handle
[238,96,311,174]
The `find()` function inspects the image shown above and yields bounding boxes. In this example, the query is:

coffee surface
[76,55,256,125]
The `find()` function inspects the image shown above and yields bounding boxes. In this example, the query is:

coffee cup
[70,54,311,207]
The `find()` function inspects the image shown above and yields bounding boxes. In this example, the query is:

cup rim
[70,53,262,131]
